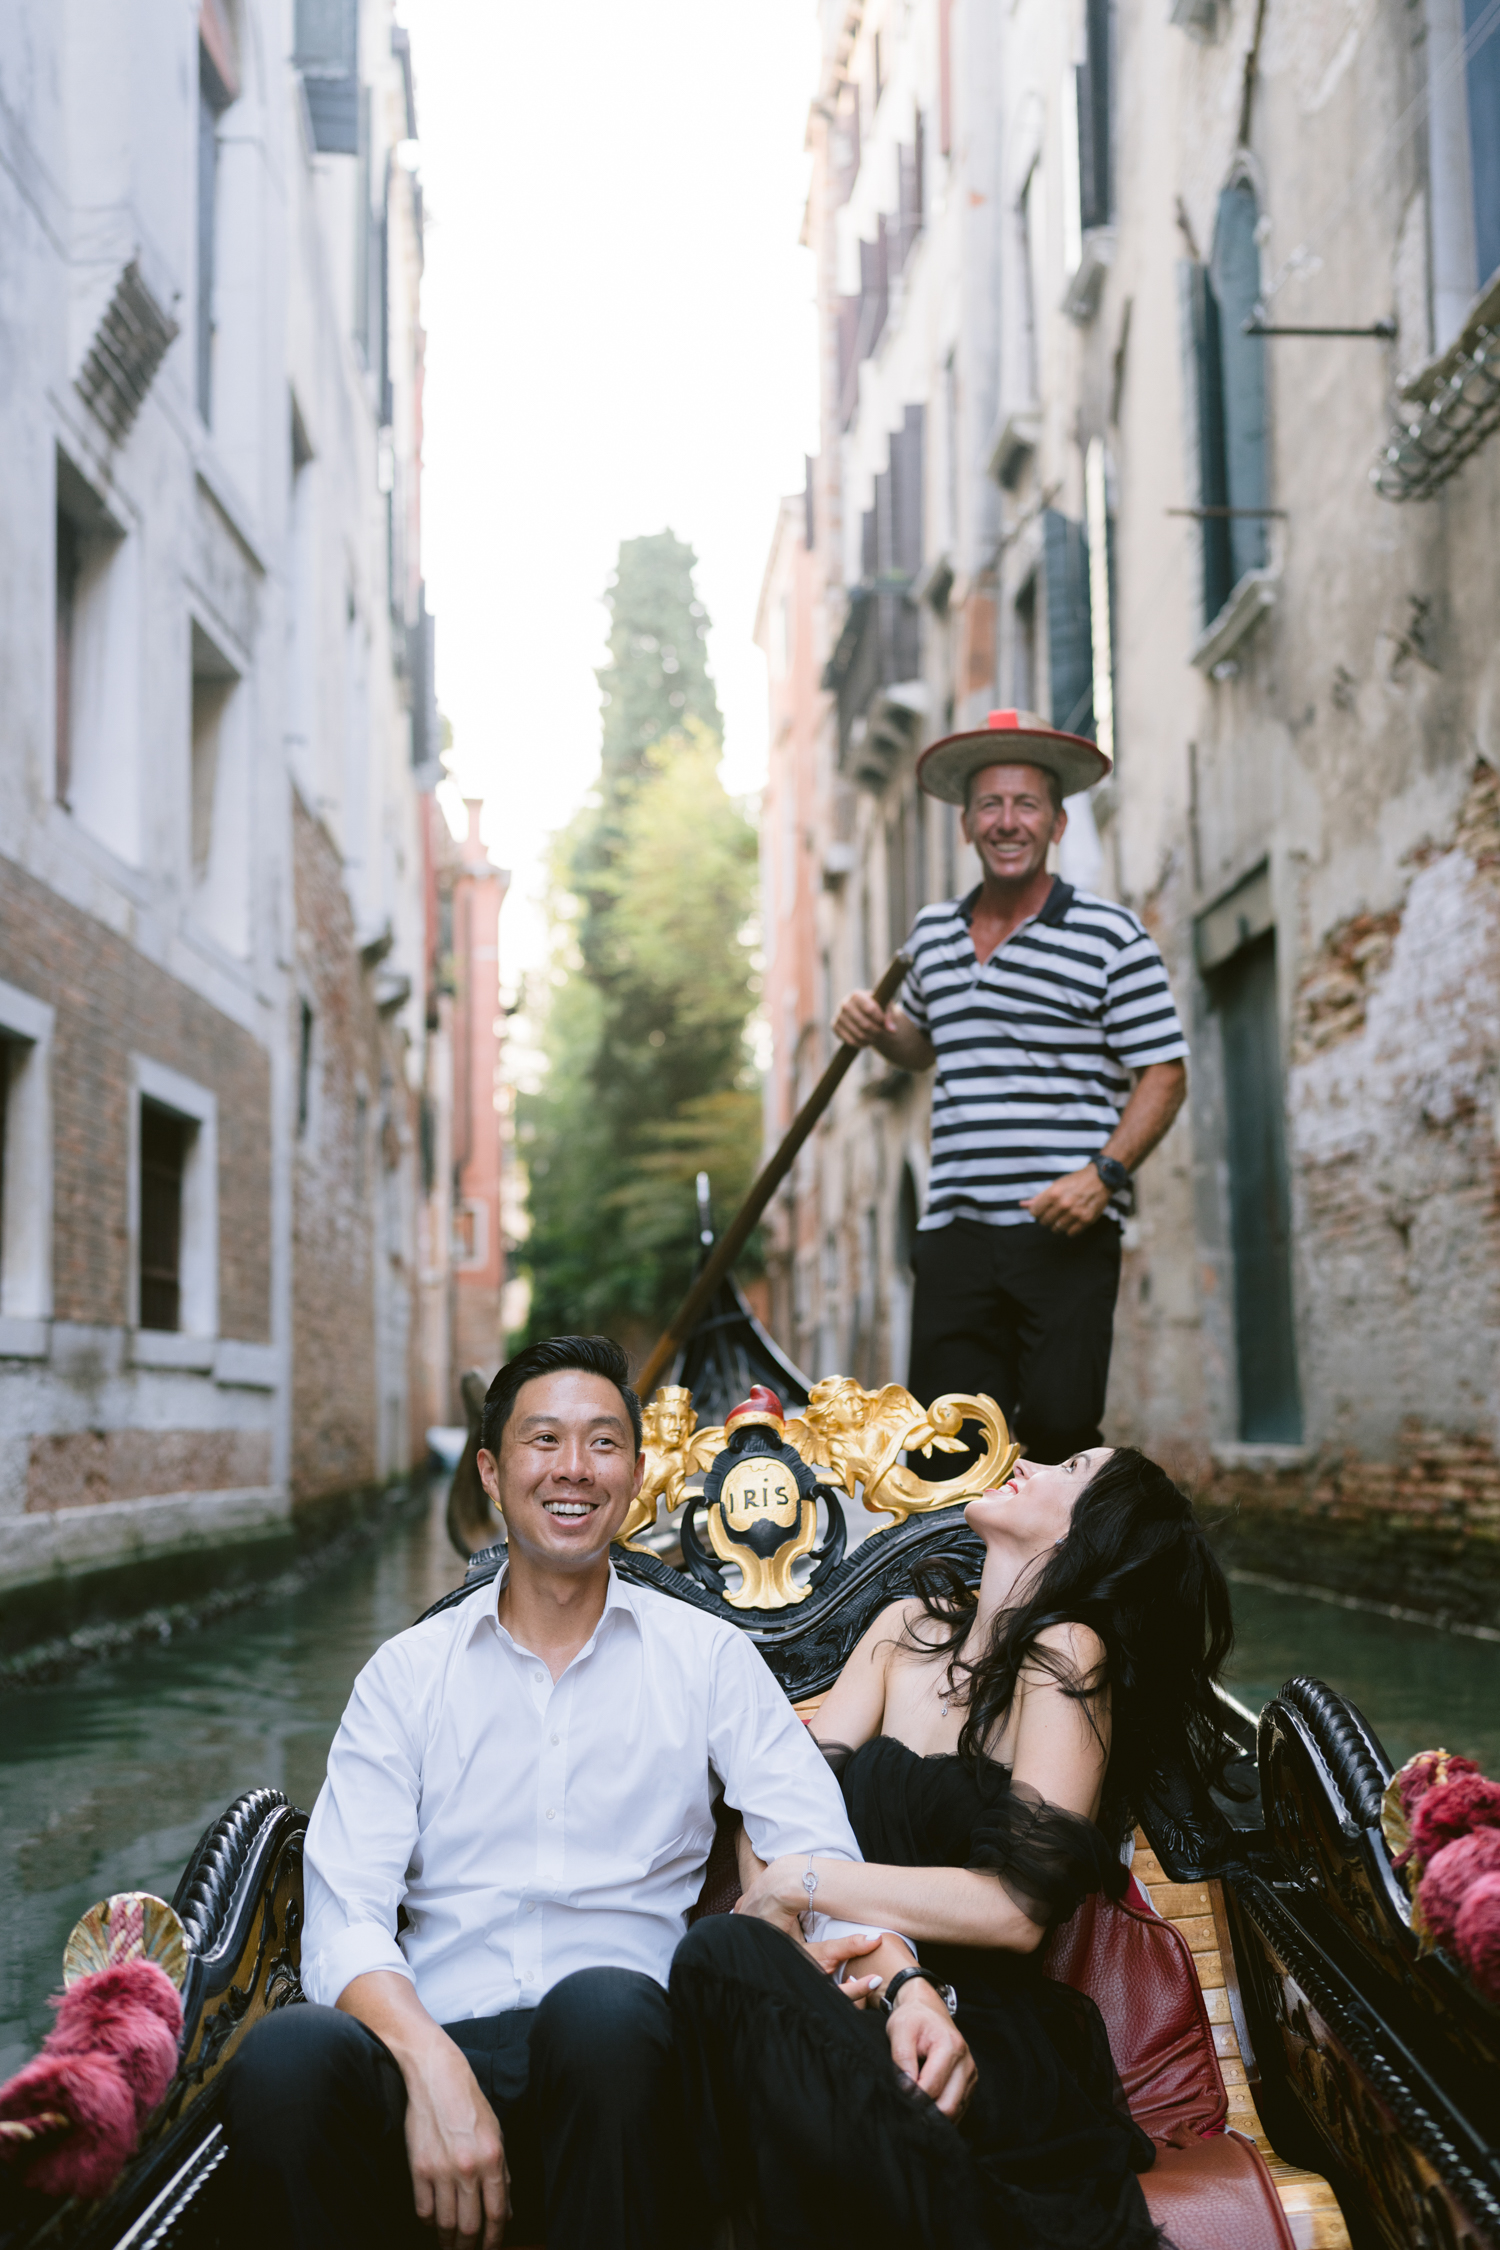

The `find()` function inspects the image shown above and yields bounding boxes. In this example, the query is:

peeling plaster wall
[1290,766,1500,1455]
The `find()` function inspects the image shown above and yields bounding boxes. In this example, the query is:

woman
[671,1445,1235,2250]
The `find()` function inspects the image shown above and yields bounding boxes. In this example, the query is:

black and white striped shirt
[901,880,1188,1230]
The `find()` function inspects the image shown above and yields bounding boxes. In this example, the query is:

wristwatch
[1092,1153,1131,1194]
[880,1965,959,2018]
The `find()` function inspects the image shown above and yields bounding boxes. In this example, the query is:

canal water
[2,1486,1498,2078]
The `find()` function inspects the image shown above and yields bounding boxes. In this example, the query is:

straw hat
[915,708,1111,806]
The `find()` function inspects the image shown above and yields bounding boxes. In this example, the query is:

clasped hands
[735,1857,977,2122]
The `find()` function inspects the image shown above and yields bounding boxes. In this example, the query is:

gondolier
[833,709,1188,1468]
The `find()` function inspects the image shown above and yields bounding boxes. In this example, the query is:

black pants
[221,1968,685,2250]
[908,1217,1122,1468]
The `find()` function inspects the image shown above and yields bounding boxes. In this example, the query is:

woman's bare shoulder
[1025,1618,1109,1685]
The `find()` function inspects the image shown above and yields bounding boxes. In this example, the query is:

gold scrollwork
[784,1378,1019,1522]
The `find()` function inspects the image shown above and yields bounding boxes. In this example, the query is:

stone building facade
[0,0,472,1639]
[761,0,1500,1616]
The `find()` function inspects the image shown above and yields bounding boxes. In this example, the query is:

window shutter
[891,404,925,581]
[1210,182,1268,582]
[1043,510,1093,736]
[1179,261,1233,625]
[295,0,359,155]
[1077,0,1112,229]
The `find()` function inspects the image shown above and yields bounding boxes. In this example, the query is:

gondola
[7,1182,1500,2250]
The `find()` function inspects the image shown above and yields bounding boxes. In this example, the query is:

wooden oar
[634,950,913,1400]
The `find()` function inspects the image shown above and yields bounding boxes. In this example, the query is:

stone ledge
[0,1316,49,1360]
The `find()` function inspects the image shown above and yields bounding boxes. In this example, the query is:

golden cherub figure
[785,1377,1018,1523]
[615,1385,723,1550]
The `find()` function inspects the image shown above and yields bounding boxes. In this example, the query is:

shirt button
[525,1902,535,1914]
[533,1671,544,1685]
[545,1807,556,1820]
[550,1732,560,1746]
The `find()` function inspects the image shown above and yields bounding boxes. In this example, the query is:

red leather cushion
[1140,2132,1296,2250]
[1041,1891,1228,2143]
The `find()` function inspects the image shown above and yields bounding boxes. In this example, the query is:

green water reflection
[2,1497,1497,2078]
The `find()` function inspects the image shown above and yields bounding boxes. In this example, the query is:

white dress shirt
[302,1564,880,2023]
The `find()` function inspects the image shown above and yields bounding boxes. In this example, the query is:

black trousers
[908,1217,1122,1468]
[221,1969,686,2250]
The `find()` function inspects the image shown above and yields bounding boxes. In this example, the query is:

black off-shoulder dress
[670,1735,1160,2250]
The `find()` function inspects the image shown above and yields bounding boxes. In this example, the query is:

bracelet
[800,1854,818,1920]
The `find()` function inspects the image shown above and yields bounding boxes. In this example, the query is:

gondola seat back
[1042,1889,1295,2250]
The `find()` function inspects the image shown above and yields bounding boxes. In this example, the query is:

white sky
[398,0,822,986]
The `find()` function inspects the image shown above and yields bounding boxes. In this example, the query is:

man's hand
[1022,1165,1111,1237]
[338,1972,509,2250]
[402,2034,510,2250]
[885,1981,976,2121]
[831,992,936,1072]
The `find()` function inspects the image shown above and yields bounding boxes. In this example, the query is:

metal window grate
[139,1103,189,1332]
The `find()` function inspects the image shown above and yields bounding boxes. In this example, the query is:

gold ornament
[708,1453,821,1609]
[63,1891,190,1990]
[616,1386,722,1549]
[785,1377,1019,1522]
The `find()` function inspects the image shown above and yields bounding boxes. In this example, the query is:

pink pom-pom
[1398,1750,1481,1820]
[47,1962,183,2122]
[1410,1774,1500,1866]
[0,2051,138,2200]
[1417,1830,1500,1951]
[51,1959,183,2041]
[1453,1873,1500,2006]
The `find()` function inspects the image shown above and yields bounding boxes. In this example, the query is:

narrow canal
[3,1487,1498,2078]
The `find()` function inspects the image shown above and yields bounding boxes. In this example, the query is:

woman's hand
[733,1855,808,1937]
[807,1931,887,2004]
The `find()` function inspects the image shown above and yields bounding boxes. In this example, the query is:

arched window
[1182,178,1268,628]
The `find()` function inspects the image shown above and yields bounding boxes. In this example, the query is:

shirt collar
[473,1557,640,1662]
[956,876,1075,934]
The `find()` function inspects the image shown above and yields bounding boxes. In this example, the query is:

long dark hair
[907,1448,1234,1842]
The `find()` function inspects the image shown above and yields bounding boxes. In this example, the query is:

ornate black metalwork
[669,1271,812,1430]
[429,1506,986,1700]
[1238,1873,1500,2246]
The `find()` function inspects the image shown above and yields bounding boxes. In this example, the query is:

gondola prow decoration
[635,950,914,1401]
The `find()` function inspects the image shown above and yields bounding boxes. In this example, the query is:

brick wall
[290,794,381,1502]
[0,853,271,1339]
[1210,1424,1500,1625]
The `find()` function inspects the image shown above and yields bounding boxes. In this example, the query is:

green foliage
[520,538,761,1352]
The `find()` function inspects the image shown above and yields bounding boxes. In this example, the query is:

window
[1206,930,1302,1442]
[140,1103,189,1332]
[54,511,78,806]
[189,619,250,955]
[131,1060,218,1341]
[1426,0,1500,347]
[0,982,54,1333]
[54,451,140,862]
[1013,575,1038,710]
[1019,165,1043,400]
[295,0,360,155]
[1042,509,1093,734]
[1180,179,1268,628]
[297,999,316,1136]
[197,38,234,424]
[1076,0,1113,232]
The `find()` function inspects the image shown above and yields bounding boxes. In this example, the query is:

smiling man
[222,1335,970,2250]
[833,710,1188,1471]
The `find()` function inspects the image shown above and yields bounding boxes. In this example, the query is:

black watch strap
[880,1965,958,2017]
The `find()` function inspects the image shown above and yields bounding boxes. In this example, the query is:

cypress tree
[518,536,761,1355]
